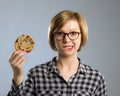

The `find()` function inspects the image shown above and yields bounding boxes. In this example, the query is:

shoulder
[82,63,105,81]
[28,60,51,75]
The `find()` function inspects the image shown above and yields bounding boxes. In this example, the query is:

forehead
[60,20,80,32]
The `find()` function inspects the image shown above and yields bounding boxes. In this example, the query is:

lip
[63,45,73,47]
[63,45,73,50]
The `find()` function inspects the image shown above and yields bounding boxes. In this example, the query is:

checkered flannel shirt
[8,57,107,96]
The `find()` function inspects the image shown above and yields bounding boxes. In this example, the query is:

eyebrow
[58,29,80,32]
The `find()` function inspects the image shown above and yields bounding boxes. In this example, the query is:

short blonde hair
[48,10,88,51]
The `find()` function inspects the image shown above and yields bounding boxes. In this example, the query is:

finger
[14,56,27,67]
[9,51,26,62]
[11,56,26,76]
[9,51,21,60]
[16,57,27,68]
[9,51,26,65]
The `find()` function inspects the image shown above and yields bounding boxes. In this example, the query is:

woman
[8,10,107,96]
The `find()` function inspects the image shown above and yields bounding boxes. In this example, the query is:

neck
[55,55,79,70]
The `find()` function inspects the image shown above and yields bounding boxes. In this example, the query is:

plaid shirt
[8,57,107,96]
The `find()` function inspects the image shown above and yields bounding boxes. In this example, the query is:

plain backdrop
[0,0,120,96]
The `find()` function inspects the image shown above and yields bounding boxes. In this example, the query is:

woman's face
[54,20,81,57]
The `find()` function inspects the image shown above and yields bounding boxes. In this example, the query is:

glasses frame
[53,31,81,41]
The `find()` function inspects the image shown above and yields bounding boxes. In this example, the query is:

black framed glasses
[53,31,81,41]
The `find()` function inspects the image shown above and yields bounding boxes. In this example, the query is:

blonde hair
[48,10,88,51]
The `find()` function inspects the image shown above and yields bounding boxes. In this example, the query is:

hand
[9,51,27,86]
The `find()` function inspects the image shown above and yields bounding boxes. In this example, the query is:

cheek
[77,41,81,48]
[75,38,81,49]
[54,39,60,50]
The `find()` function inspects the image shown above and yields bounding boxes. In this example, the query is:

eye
[56,32,64,36]
[70,31,78,36]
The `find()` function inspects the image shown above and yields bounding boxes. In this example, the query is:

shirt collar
[47,57,87,75]
[79,62,87,75]
[47,57,59,74]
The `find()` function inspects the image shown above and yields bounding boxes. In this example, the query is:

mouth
[63,45,73,50]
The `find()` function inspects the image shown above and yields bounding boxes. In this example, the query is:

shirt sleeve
[7,80,23,96]
[95,75,107,96]
[7,70,35,96]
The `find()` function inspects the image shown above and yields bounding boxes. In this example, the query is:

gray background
[0,0,120,96]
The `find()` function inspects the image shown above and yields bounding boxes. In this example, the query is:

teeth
[64,46,72,48]
[67,46,72,48]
